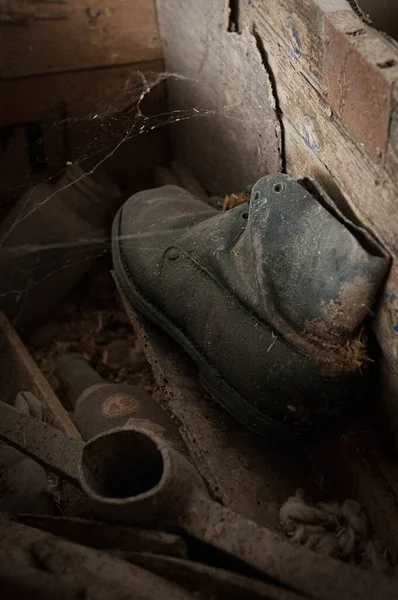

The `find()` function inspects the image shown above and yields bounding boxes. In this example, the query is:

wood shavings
[222,190,249,210]
[0,10,67,24]
[29,260,157,398]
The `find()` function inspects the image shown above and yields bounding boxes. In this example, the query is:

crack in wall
[346,0,373,26]
[251,24,286,173]
[226,0,241,34]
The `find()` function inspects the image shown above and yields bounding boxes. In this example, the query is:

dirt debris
[28,259,157,403]
[222,190,249,210]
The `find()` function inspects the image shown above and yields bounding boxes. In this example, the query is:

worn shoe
[112,174,389,437]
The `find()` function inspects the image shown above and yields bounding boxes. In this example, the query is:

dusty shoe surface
[112,174,389,437]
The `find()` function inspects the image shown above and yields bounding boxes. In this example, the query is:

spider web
[0,69,234,329]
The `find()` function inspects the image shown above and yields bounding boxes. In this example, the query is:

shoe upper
[113,174,390,433]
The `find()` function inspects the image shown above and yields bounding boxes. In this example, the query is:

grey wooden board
[124,297,398,560]
[118,292,320,532]
[0,311,79,438]
[113,270,398,560]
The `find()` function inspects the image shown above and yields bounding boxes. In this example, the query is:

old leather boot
[112,174,389,436]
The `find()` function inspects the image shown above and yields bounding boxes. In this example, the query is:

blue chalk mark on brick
[283,16,302,60]
[385,291,398,336]
[303,116,321,151]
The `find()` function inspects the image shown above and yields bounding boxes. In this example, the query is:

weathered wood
[386,81,398,185]
[130,553,306,600]
[0,311,79,437]
[0,518,195,600]
[0,60,164,127]
[11,515,188,557]
[115,281,398,560]
[0,0,162,78]
[323,10,394,162]
[114,283,330,533]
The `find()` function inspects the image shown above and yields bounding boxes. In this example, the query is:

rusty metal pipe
[0,402,202,526]
[55,353,188,452]
[78,427,207,526]
[56,353,104,409]
[0,401,396,600]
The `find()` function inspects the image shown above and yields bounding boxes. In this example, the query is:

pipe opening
[81,429,164,499]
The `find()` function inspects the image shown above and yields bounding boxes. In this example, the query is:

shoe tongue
[242,174,388,340]
[181,175,389,343]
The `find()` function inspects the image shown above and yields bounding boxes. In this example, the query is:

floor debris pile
[0,390,398,600]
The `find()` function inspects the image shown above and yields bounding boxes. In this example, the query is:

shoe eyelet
[166,248,180,261]
[273,182,284,194]
[241,212,249,220]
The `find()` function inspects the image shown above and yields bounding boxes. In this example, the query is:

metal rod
[56,353,105,409]
[0,401,81,487]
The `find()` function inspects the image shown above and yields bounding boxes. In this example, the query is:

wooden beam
[116,285,398,562]
[114,283,336,533]
[0,60,164,126]
[0,0,162,78]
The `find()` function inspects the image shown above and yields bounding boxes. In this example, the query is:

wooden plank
[386,81,398,184]
[0,311,80,438]
[115,284,320,533]
[116,285,398,559]
[323,10,396,162]
[248,2,398,253]
[0,0,162,78]
[0,519,194,600]
[0,60,164,126]
[11,515,188,556]
[243,1,398,163]
[0,61,168,206]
